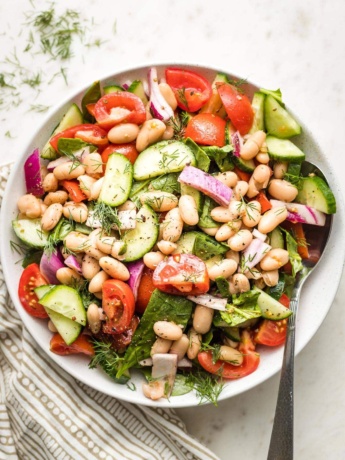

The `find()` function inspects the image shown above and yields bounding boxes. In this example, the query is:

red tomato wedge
[18,264,49,318]
[217,82,254,135]
[136,267,155,314]
[198,330,260,379]
[234,166,252,182]
[107,315,140,351]
[49,124,109,151]
[60,180,87,203]
[102,280,135,334]
[255,295,290,346]
[153,253,209,296]
[101,143,139,170]
[50,333,95,356]
[184,113,226,147]
[165,68,212,112]
[94,92,146,129]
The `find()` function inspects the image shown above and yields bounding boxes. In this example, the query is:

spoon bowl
[267,160,334,459]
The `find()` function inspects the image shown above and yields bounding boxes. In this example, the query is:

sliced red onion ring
[64,255,82,274]
[241,238,272,271]
[127,260,145,300]
[40,250,65,284]
[231,131,243,158]
[270,199,326,226]
[148,67,174,121]
[187,294,227,311]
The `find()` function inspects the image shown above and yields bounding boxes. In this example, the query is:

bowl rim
[1,62,345,408]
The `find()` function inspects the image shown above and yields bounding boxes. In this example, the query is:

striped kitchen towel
[0,164,220,460]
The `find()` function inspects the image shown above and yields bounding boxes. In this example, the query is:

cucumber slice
[266,136,305,162]
[12,217,49,248]
[128,80,148,105]
[41,104,83,160]
[265,95,301,139]
[268,227,284,249]
[35,285,81,345]
[133,141,195,181]
[254,287,292,320]
[122,204,158,262]
[173,231,198,255]
[81,80,101,122]
[296,176,336,214]
[222,326,241,342]
[103,84,123,94]
[99,153,133,207]
[249,92,265,133]
[39,285,87,326]
[233,156,255,173]
[180,183,203,213]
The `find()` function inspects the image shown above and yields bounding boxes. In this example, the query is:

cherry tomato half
[184,113,226,147]
[101,143,139,171]
[106,315,140,351]
[153,253,209,296]
[165,68,212,112]
[217,82,254,135]
[94,92,146,129]
[198,330,260,379]
[255,295,290,347]
[102,280,135,334]
[136,267,155,314]
[18,263,49,318]
[50,333,95,356]
[49,124,109,151]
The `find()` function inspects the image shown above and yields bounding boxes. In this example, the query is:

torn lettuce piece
[280,228,303,277]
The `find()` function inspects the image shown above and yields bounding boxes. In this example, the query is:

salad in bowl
[6,64,337,406]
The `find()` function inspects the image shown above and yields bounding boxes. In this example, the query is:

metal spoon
[267,161,334,460]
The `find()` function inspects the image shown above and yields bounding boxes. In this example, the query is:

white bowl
[1,63,344,408]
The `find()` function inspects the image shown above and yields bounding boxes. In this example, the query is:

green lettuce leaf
[280,228,303,277]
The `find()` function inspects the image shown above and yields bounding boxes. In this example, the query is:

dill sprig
[168,111,190,140]
[92,201,122,235]
[185,370,225,406]
[89,340,124,382]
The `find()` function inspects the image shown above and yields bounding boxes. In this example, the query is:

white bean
[153,321,183,341]
[240,130,266,160]
[99,256,129,280]
[162,208,184,242]
[143,251,165,270]
[136,119,166,152]
[219,345,243,366]
[256,152,270,164]
[229,274,250,294]
[158,82,178,110]
[42,173,58,192]
[82,153,103,178]
[258,206,288,234]
[118,200,136,212]
[89,177,104,201]
[53,162,85,180]
[157,240,177,255]
[215,171,238,188]
[211,206,232,223]
[260,248,290,271]
[62,202,88,223]
[273,162,288,179]
[95,236,116,254]
[215,223,237,242]
[151,337,172,356]
[44,190,69,206]
[110,241,127,260]
[179,195,199,226]
[64,231,89,253]
[199,226,219,236]
[262,269,279,287]
[208,259,238,281]
[78,175,96,198]
[268,179,298,202]
[187,328,202,360]
[193,306,214,334]
[233,181,249,200]
[41,203,63,231]
[162,125,174,140]
[107,123,139,144]
[88,270,109,293]
[242,201,262,227]
[225,249,240,264]
[82,254,101,280]
[169,334,189,361]
[56,267,82,285]
[17,194,42,219]
[140,191,178,212]
[87,303,101,334]
[228,229,253,251]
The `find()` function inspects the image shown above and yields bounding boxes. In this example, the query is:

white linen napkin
[0,164,220,460]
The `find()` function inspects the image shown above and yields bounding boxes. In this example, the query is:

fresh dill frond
[168,111,190,140]
[92,201,122,234]
[89,340,124,382]
[176,87,189,109]
[29,104,49,113]
[185,370,224,406]
[227,77,248,94]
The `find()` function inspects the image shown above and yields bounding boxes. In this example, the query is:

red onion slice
[24,148,45,197]
[148,67,174,121]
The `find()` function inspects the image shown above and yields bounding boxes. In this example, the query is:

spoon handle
[267,296,299,460]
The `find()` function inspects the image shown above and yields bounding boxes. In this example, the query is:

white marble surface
[1,1,345,459]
